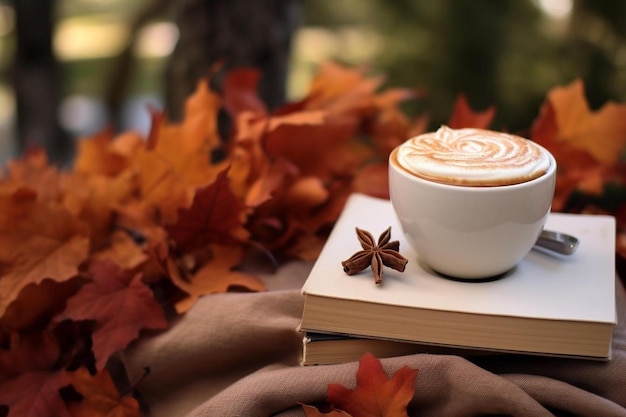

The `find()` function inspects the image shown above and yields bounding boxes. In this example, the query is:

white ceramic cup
[388,143,557,279]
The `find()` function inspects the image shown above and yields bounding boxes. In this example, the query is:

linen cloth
[122,262,626,417]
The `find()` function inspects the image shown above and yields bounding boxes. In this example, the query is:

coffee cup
[388,125,557,279]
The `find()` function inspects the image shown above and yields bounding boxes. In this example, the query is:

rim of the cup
[389,142,557,191]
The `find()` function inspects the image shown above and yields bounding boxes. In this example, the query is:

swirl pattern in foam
[395,126,551,186]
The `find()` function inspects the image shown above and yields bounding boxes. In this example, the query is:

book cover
[299,193,617,359]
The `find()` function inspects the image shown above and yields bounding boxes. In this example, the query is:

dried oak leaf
[302,353,418,417]
[67,367,141,417]
[0,188,90,317]
[167,244,265,313]
[535,79,626,164]
[55,260,168,370]
[0,332,70,417]
[447,94,495,129]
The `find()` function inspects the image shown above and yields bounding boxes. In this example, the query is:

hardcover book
[298,193,617,362]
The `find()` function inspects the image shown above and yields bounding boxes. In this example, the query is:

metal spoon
[534,230,579,255]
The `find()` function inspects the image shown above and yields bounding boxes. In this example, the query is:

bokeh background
[0,0,625,165]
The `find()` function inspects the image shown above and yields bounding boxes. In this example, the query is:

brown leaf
[67,367,141,417]
[73,129,143,176]
[5,148,62,202]
[0,277,84,336]
[0,189,90,317]
[168,245,265,313]
[91,230,149,271]
[55,260,168,370]
[0,332,70,417]
[448,94,495,129]
[166,167,249,252]
[223,68,268,117]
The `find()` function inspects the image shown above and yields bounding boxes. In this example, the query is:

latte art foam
[395,126,551,186]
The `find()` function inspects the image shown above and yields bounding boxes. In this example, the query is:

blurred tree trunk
[11,0,72,164]
[164,0,301,121]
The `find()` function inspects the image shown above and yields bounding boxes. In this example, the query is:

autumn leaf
[149,79,224,185]
[5,148,62,202]
[223,68,268,117]
[0,332,70,417]
[448,94,495,129]
[73,129,143,177]
[55,260,168,370]
[0,188,90,317]
[168,244,265,313]
[166,167,249,252]
[0,277,84,337]
[536,79,626,164]
[91,230,149,271]
[530,82,613,211]
[67,367,141,417]
[325,353,417,417]
[134,147,197,225]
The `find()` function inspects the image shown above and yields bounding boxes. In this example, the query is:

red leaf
[0,333,69,417]
[55,260,168,370]
[166,167,249,252]
[327,353,417,417]
[448,94,495,129]
[223,68,268,117]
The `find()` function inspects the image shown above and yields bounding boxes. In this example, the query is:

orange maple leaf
[134,147,197,225]
[0,332,70,417]
[323,353,417,417]
[5,148,62,202]
[538,79,626,164]
[0,188,90,317]
[55,260,168,370]
[448,94,495,129]
[67,367,141,417]
[167,244,265,313]
[530,82,613,211]
[73,129,143,177]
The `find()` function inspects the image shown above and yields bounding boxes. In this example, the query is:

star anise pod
[341,226,408,284]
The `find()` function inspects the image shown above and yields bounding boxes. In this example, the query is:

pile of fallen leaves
[2,61,626,416]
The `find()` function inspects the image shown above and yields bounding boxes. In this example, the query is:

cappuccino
[394,126,551,186]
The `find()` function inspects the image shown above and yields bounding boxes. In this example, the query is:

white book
[299,193,617,360]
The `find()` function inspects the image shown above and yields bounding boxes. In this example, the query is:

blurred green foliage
[303,0,626,133]
[2,0,626,136]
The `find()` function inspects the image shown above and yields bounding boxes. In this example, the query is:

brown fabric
[122,262,626,417]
